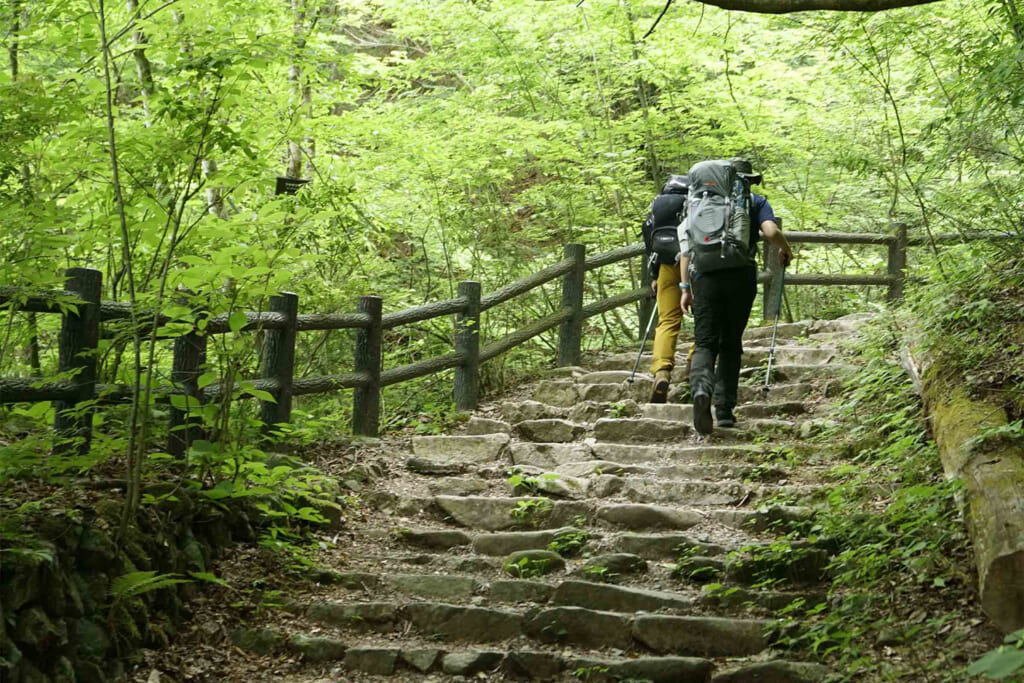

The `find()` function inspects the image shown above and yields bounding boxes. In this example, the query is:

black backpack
[681,160,758,273]
[641,174,690,266]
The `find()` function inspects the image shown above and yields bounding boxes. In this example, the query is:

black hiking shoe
[649,370,670,404]
[716,406,736,428]
[693,392,713,436]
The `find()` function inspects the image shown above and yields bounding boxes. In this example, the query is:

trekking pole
[629,305,659,384]
[760,267,786,400]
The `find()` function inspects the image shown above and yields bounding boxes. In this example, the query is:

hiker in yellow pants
[649,261,694,403]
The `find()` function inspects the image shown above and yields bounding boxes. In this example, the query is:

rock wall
[0,492,259,683]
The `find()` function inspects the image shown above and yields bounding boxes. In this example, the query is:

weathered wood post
[55,268,102,456]
[353,295,383,436]
[168,329,207,456]
[261,292,299,438]
[639,252,655,341]
[557,244,586,367]
[763,242,783,321]
[454,281,481,412]
[887,222,908,302]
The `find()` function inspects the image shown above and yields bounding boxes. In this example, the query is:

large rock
[632,615,770,656]
[384,574,480,601]
[511,442,593,469]
[427,477,488,497]
[404,603,522,641]
[289,634,347,662]
[524,607,632,648]
[570,656,715,683]
[642,403,693,422]
[503,650,565,678]
[501,400,566,423]
[488,580,554,604]
[593,418,690,443]
[436,496,589,531]
[463,416,511,435]
[613,533,726,560]
[516,419,586,443]
[712,660,830,682]
[473,528,579,556]
[621,480,749,507]
[305,602,398,629]
[579,553,647,582]
[395,528,472,550]
[568,401,620,423]
[442,651,504,675]
[401,648,443,673]
[579,382,648,403]
[344,647,399,675]
[503,550,566,577]
[406,457,469,476]
[532,381,578,407]
[556,461,652,478]
[596,504,702,530]
[591,442,759,464]
[510,472,587,499]
[412,434,510,464]
[552,580,693,612]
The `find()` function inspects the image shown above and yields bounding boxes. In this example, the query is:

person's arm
[760,220,793,267]
[679,254,693,315]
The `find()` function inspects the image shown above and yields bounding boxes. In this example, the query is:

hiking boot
[693,392,713,436]
[649,370,671,404]
[716,405,736,428]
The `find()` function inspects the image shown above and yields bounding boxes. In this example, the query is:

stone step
[592,417,691,443]
[532,379,652,407]
[434,495,590,531]
[411,433,510,465]
[553,459,751,481]
[744,321,811,341]
[590,442,761,464]
[738,381,815,403]
[297,600,775,657]
[743,346,839,366]
[740,363,854,383]
[640,401,808,422]
[514,419,587,443]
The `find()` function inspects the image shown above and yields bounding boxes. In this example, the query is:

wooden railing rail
[0,242,641,453]
[3,224,990,453]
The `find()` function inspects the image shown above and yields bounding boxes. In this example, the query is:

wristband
[680,284,691,291]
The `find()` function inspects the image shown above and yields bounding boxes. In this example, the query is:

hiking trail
[232,313,878,681]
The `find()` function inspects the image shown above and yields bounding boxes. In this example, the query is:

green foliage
[510,498,553,526]
[109,571,191,601]
[969,630,1024,680]
[547,528,589,557]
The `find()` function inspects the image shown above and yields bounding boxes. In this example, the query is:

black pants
[689,267,757,409]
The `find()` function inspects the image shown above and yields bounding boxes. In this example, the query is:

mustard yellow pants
[651,263,683,375]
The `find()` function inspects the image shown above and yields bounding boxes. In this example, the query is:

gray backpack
[681,160,755,273]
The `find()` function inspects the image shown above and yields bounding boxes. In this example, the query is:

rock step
[296,600,777,657]
[592,416,801,443]
[740,363,855,383]
[247,626,831,681]
[510,442,764,469]
[641,401,808,422]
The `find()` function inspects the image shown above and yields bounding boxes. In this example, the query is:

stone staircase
[265,314,872,682]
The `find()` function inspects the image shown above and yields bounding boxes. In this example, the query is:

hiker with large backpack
[679,158,792,435]
[640,174,691,403]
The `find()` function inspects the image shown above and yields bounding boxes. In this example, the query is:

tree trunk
[916,355,1024,633]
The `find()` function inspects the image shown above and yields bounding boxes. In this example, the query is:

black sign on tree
[275,177,310,196]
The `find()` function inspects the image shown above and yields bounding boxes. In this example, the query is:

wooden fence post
[54,268,102,456]
[763,242,783,321]
[261,292,298,438]
[639,252,655,341]
[168,330,207,456]
[454,280,481,412]
[557,244,586,367]
[353,295,382,437]
[887,222,908,302]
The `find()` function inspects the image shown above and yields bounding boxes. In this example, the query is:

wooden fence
[0,223,976,455]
